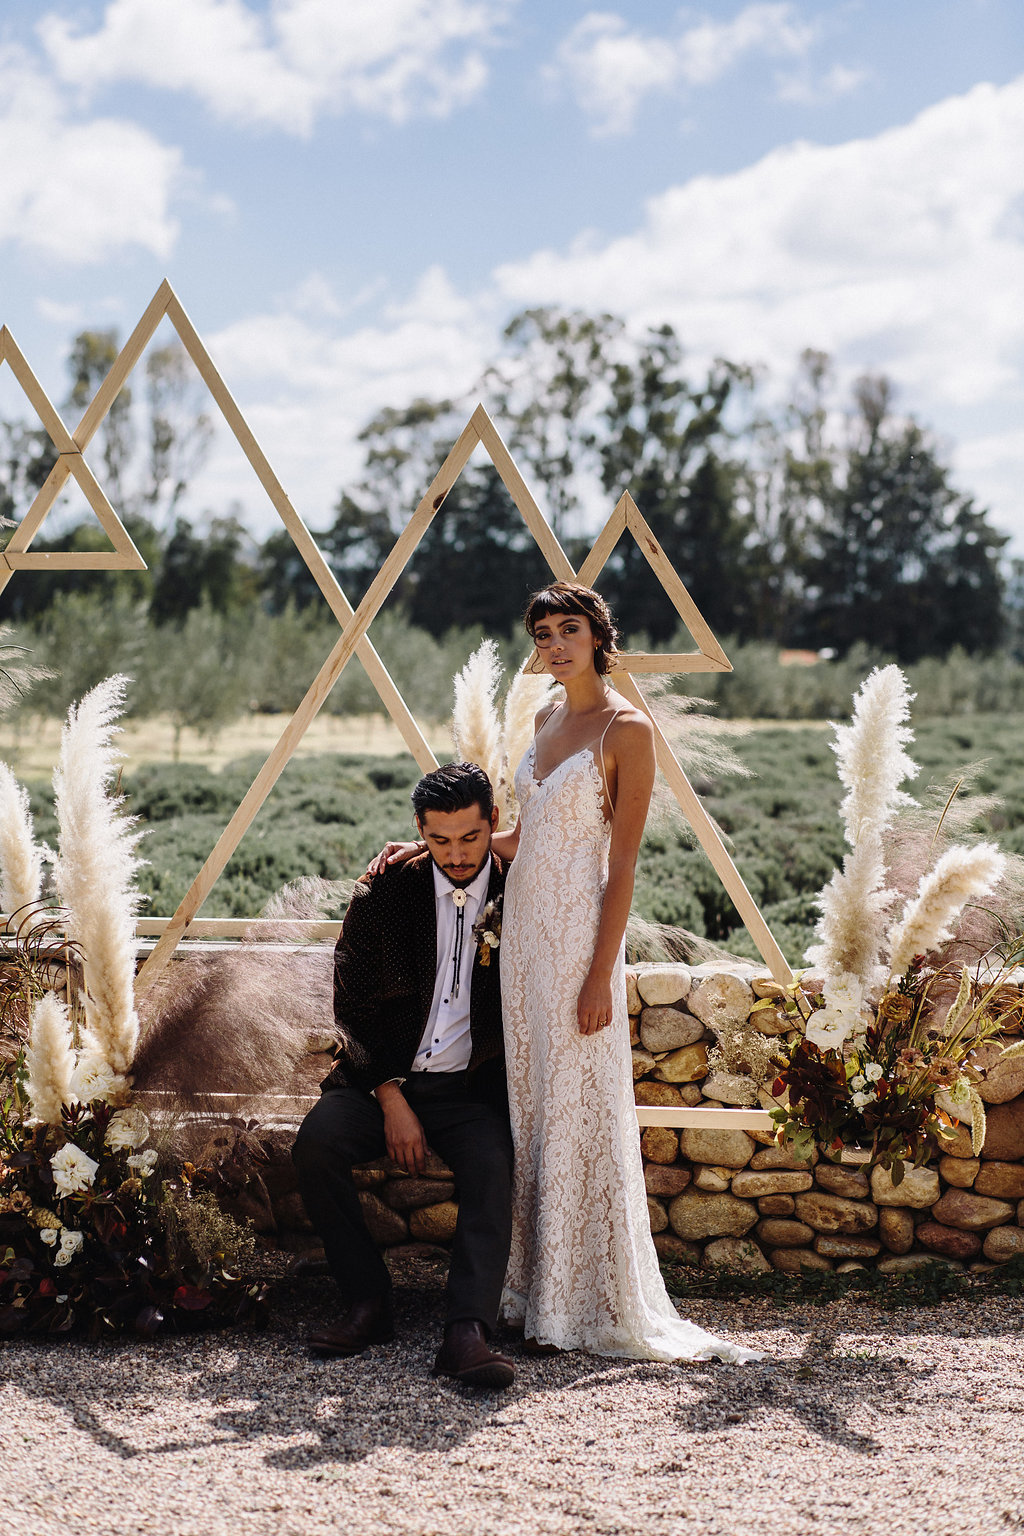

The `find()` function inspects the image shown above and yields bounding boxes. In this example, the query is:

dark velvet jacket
[322,851,506,1095]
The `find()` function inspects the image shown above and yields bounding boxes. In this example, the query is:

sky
[1,0,1023,554]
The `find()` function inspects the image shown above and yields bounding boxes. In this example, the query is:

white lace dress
[500,733,760,1363]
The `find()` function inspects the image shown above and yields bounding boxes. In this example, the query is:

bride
[380,581,758,1364]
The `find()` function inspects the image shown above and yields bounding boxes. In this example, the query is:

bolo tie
[449,888,468,1000]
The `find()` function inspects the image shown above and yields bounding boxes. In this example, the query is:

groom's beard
[434,847,491,887]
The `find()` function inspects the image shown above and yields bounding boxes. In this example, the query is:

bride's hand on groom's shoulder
[366,839,424,877]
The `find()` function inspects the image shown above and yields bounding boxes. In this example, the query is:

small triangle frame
[577,492,731,674]
[0,326,146,579]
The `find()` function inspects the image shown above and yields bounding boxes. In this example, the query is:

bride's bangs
[523,582,621,676]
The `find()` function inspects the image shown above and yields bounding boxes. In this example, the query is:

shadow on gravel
[5,1268,1022,1473]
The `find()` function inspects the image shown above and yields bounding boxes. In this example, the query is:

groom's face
[416,802,499,885]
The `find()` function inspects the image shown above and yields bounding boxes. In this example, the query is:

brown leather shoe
[308,1298,394,1357]
[432,1320,515,1389]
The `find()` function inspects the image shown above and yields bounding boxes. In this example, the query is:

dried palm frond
[0,625,50,718]
[52,675,145,1096]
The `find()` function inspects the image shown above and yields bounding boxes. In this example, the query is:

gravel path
[3,1257,1023,1536]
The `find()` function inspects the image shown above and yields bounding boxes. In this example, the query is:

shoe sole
[433,1361,515,1389]
[308,1331,394,1357]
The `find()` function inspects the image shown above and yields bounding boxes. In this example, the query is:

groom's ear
[489,806,499,833]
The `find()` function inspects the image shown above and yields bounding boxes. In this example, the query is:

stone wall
[265,960,1024,1274]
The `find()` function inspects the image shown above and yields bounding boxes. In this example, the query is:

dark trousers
[292,1072,514,1332]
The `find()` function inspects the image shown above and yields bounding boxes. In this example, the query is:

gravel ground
[2,1256,1023,1536]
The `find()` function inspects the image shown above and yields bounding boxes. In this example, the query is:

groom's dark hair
[412,761,494,822]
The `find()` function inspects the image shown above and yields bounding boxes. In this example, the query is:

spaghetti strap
[596,707,623,816]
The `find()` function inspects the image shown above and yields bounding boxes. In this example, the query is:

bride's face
[532,612,598,681]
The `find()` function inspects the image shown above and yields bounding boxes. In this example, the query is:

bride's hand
[577,970,615,1035]
[366,839,424,877]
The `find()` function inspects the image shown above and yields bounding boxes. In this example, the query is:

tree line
[1,308,1016,663]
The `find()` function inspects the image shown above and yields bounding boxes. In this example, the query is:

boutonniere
[473,896,503,967]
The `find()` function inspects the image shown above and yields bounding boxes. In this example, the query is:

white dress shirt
[411,856,492,1074]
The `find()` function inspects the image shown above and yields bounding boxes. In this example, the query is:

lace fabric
[500,739,760,1363]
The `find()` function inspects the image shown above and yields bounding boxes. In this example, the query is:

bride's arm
[491,820,520,862]
[576,714,656,1035]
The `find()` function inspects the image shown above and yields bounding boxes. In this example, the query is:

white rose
[50,1144,100,1198]
[40,1228,60,1247]
[126,1148,158,1176]
[59,1229,84,1257]
[105,1106,150,1153]
[849,1074,866,1091]
[54,1248,72,1267]
[851,1090,876,1109]
[864,1062,883,1082]
[71,1054,119,1106]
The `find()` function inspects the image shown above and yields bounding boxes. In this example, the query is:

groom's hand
[376,1083,429,1175]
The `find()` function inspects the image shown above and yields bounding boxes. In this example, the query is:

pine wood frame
[2,283,792,1130]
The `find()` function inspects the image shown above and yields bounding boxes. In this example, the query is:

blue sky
[2,0,1023,548]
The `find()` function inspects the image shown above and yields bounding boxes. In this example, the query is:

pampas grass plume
[499,664,554,826]
[0,762,43,927]
[53,675,144,1090]
[25,991,76,1126]
[887,842,1006,977]
[833,665,917,847]
[452,642,503,792]
[806,665,919,998]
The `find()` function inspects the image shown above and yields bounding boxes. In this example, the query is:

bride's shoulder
[534,698,560,730]
[605,696,654,752]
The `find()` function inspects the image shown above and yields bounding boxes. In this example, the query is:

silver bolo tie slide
[450,888,468,999]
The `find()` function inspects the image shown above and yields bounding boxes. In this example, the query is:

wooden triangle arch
[0,283,437,770]
[135,396,792,992]
[0,326,145,585]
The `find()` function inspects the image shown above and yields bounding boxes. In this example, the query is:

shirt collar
[432,855,492,906]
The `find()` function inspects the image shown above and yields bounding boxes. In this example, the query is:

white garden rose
[105,1106,150,1153]
[40,1227,59,1246]
[126,1148,158,1176]
[50,1144,100,1197]
[864,1062,884,1082]
[54,1228,84,1267]
[70,1053,119,1106]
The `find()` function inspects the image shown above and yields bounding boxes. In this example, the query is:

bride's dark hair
[523,582,621,676]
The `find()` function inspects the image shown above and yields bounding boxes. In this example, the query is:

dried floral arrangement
[0,673,267,1338]
[769,665,1024,1176]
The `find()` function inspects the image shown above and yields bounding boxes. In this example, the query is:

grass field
[7,710,1024,966]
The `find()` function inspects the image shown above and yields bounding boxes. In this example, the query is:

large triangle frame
[0,282,792,992]
[130,403,791,991]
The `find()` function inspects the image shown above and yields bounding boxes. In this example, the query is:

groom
[292,761,516,1388]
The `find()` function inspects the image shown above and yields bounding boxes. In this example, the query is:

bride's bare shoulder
[534,699,561,730]
[605,697,654,755]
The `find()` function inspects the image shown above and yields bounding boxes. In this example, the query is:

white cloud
[39,0,509,135]
[192,270,496,525]
[0,46,184,262]
[493,78,1024,412]
[776,62,868,106]
[188,77,1024,546]
[549,3,817,135]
